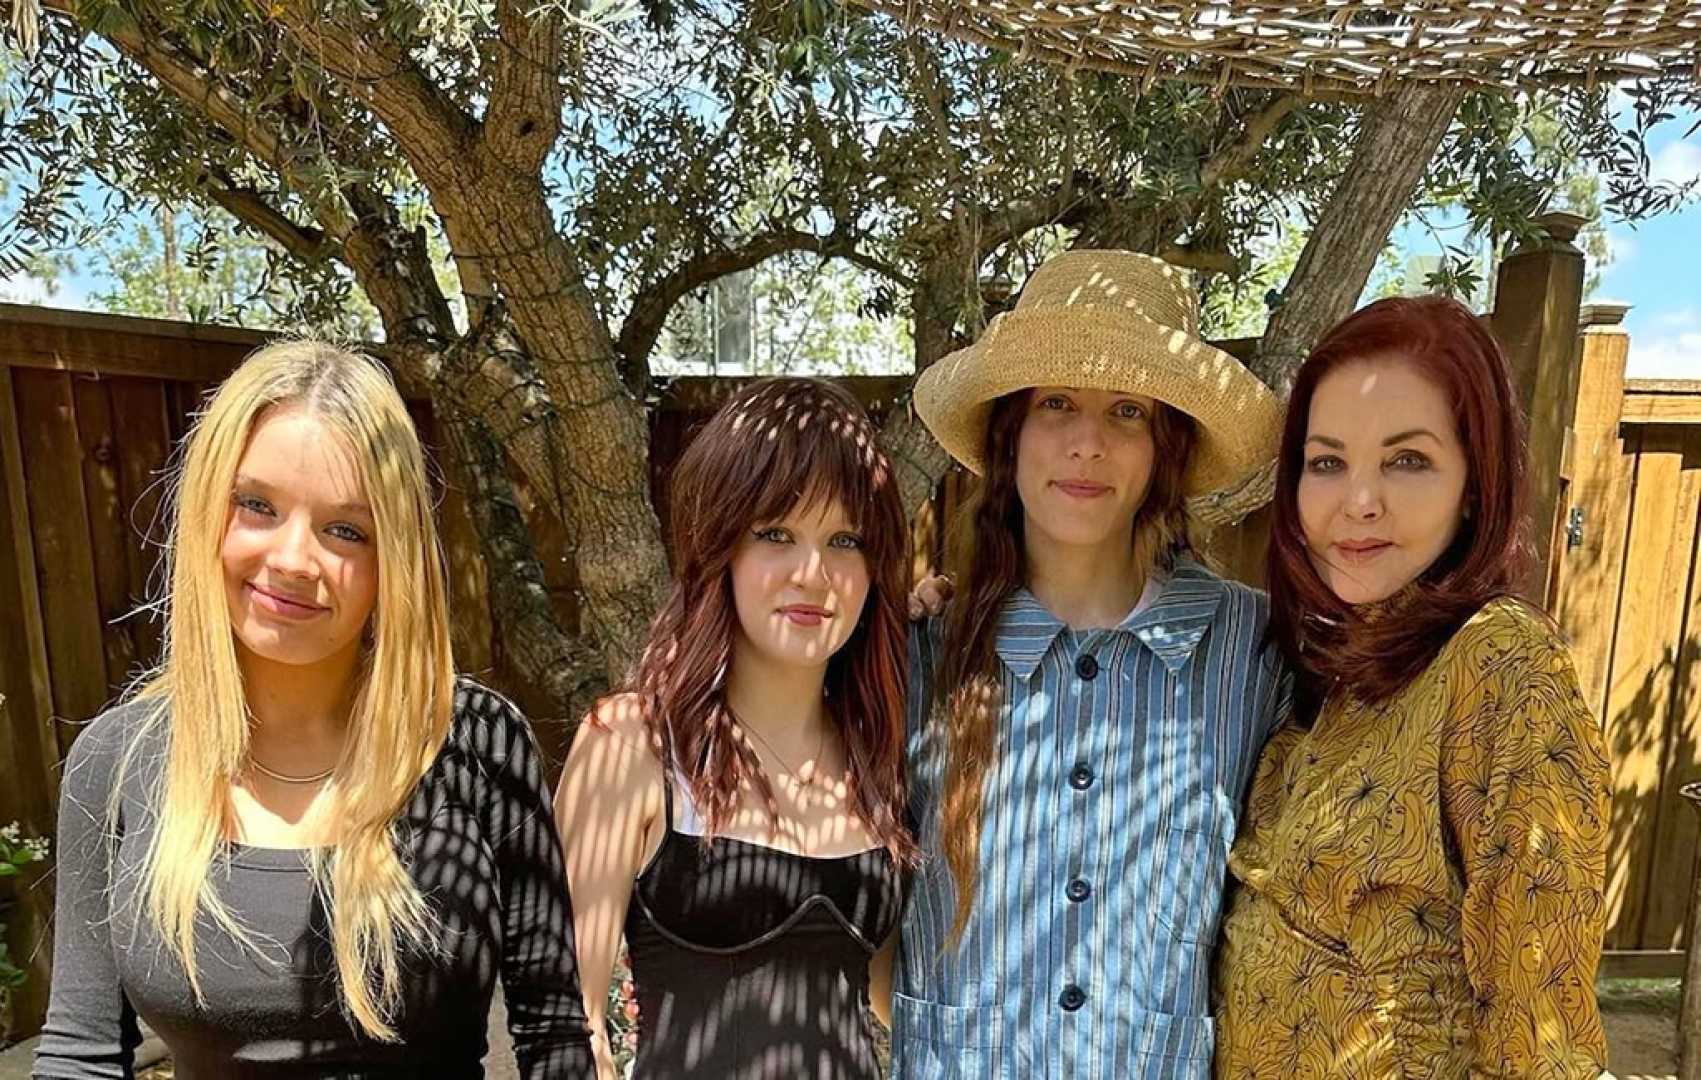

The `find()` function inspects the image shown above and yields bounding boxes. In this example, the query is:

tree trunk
[258,8,671,683]
[1254,82,1468,393]
[882,256,969,518]
[428,176,669,684]
[439,412,606,726]
[337,198,604,719]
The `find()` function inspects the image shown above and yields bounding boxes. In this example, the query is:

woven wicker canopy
[854,1,1701,95]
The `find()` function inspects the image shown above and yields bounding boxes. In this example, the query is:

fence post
[1549,301,1633,720]
[1488,211,1588,606]
[1683,780,1701,1080]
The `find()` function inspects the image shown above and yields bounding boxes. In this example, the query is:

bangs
[719,381,898,551]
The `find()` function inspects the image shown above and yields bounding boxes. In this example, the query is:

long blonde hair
[121,339,455,1039]
[936,390,1196,942]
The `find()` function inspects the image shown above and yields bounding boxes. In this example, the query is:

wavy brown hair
[936,389,1196,940]
[625,377,915,864]
[1267,295,1530,712]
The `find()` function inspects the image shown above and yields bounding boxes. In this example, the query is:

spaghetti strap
[655,722,675,830]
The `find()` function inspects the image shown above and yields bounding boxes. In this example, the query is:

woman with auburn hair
[34,341,593,1079]
[555,377,915,1080]
[894,250,1287,1078]
[1215,296,1610,1078]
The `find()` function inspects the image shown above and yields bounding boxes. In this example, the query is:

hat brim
[914,306,1282,496]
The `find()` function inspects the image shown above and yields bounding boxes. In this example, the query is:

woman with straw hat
[882,250,1287,1078]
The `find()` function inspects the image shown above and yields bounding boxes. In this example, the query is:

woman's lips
[247,583,327,620]
[1333,540,1394,565]
[779,605,832,627]
[1052,480,1112,499]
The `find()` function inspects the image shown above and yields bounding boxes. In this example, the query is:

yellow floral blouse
[1215,598,1610,1079]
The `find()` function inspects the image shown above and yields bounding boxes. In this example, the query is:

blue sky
[1591,111,1701,380]
[1389,102,1701,381]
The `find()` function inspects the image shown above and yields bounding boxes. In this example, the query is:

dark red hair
[625,377,915,864]
[1267,295,1531,708]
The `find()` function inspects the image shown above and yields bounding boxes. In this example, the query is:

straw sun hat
[913,250,1281,499]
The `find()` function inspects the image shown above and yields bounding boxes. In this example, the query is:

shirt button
[1069,764,1094,790]
[1066,878,1091,902]
[1059,985,1087,1011]
[1074,653,1099,680]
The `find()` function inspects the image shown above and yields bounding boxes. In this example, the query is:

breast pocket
[889,992,1007,1079]
[1151,817,1232,946]
[1149,716,1233,948]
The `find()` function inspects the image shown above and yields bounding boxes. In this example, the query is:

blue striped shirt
[890,558,1288,1080]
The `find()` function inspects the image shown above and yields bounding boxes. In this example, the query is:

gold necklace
[736,715,828,790]
[248,758,335,784]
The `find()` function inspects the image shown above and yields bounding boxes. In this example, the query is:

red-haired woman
[554,377,915,1080]
[1215,296,1611,1077]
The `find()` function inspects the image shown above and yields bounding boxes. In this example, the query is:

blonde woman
[33,341,594,1079]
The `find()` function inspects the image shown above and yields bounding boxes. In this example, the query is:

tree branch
[480,0,565,173]
[201,177,333,261]
[976,185,1089,262]
[1199,93,1300,191]
[616,226,904,386]
[39,1,361,241]
[267,3,478,188]
[1156,242,1238,275]
[1255,82,1469,393]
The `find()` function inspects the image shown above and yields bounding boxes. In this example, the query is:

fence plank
[70,376,141,698]
[166,382,209,444]
[13,370,111,756]
[0,309,260,386]
[1599,426,1697,948]
[1635,428,1701,949]
[1490,220,1586,602]
[0,368,60,821]
[1552,325,1635,721]
[0,369,64,1040]
[1621,388,1701,425]
[108,378,177,675]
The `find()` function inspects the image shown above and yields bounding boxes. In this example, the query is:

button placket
[1057,635,1103,1034]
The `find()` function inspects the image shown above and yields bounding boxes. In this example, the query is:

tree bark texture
[335,195,607,719]
[1254,82,1468,393]
[439,413,607,726]
[266,6,671,681]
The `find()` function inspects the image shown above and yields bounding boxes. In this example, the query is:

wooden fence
[1551,303,1701,974]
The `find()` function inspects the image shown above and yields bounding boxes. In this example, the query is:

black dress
[623,756,903,1079]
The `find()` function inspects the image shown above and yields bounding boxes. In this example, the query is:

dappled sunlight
[561,689,901,1077]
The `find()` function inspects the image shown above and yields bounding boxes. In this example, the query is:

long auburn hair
[1267,295,1530,710]
[936,389,1196,940]
[625,377,915,864]
[123,340,454,1040]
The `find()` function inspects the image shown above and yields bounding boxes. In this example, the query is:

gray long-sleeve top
[32,680,595,1079]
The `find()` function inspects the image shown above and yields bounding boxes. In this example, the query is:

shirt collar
[993,558,1229,680]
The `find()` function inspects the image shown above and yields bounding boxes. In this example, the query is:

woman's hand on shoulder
[908,573,954,621]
